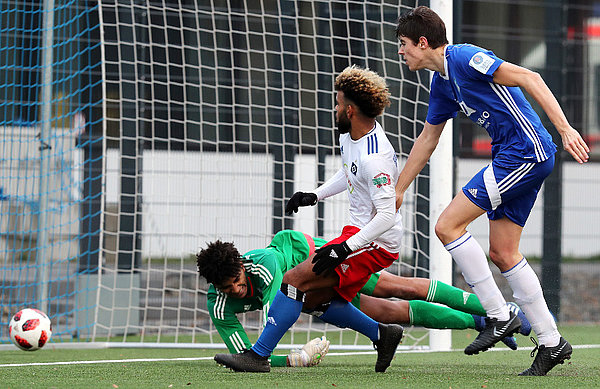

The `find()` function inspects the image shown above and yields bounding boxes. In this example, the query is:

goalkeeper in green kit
[197,230,531,368]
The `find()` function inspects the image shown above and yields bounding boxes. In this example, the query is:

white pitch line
[0,344,598,368]
[0,357,214,368]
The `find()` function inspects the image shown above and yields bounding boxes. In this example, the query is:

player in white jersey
[394,6,589,376]
[215,66,404,373]
[314,120,402,255]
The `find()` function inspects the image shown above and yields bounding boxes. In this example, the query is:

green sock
[269,354,287,367]
[426,280,486,316]
[409,300,476,329]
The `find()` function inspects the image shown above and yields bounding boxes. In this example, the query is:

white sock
[445,232,509,320]
[502,258,561,347]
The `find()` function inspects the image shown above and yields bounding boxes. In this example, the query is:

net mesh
[1,0,438,349]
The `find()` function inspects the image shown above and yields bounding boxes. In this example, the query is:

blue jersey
[426,44,557,162]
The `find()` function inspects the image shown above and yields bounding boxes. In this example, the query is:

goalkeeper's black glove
[285,192,318,215]
[311,241,352,275]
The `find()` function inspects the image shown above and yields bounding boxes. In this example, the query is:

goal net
[1,0,452,351]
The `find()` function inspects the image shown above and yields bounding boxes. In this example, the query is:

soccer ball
[8,308,52,351]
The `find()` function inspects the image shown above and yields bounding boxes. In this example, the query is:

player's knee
[282,267,305,288]
[434,218,453,244]
[488,247,502,264]
[488,246,518,270]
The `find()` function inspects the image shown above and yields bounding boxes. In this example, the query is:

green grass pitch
[0,325,598,388]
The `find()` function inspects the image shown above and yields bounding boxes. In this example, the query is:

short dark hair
[196,240,243,286]
[395,6,448,49]
[334,65,390,118]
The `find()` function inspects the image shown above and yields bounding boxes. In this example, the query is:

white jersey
[315,121,403,253]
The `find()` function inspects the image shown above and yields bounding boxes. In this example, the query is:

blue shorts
[462,155,554,227]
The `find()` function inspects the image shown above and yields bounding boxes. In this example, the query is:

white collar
[440,45,450,80]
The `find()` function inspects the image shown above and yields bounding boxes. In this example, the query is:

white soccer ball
[8,308,52,351]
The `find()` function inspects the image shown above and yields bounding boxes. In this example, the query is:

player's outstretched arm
[395,120,446,210]
[493,62,589,164]
[287,336,331,367]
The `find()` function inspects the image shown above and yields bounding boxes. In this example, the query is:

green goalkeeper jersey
[207,229,382,354]
[207,230,327,353]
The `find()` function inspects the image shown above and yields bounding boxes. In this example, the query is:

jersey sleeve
[426,73,459,125]
[207,287,253,353]
[314,168,346,200]
[456,46,504,82]
[244,251,284,325]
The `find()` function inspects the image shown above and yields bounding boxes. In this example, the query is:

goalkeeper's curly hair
[196,240,243,286]
[334,65,390,118]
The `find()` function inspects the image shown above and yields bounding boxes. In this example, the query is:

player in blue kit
[394,6,589,376]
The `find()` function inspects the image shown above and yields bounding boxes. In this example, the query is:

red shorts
[326,225,398,302]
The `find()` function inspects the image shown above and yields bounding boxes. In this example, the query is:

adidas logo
[340,264,349,273]
[468,188,478,198]
[330,251,338,259]
[463,292,470,305]
[267,317,277,326]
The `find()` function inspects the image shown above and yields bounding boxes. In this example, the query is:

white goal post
[428,0,453,351]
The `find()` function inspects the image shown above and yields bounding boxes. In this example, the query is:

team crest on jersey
[469,52,495,74]
[372,173,391,188]
[351,162,358,175]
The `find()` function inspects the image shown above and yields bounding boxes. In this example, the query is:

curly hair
[334,65,390,118]
[196,240,243,286]
[395,6,448,49]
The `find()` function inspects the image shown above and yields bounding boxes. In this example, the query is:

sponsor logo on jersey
[351,162,357,175]
[340,264,349,273]
[372,172,391,188]
[469,52,495,74]
[468,188,478,198]
[476,110,491,128]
